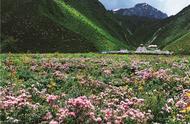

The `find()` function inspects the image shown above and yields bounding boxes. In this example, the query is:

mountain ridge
[114,3,168,19]
[1,0,189,54]
[150,5,190,54]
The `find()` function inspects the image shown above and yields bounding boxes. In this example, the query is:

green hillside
[1,0,96,52]
[1,0,189,54]
[149,5,190,50]
[114,15,161,47]
[164,32,190,54]
[65,0,130,44]
[1,0,127,53]
[114,5,190,53]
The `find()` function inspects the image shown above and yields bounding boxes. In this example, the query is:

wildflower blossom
[46,95,59,103]
[43,112,53,120]
[49,120,58,124]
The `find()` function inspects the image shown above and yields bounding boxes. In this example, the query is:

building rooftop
[148,45,158,48]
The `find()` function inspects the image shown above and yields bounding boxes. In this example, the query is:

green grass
[65,0,128,44]
[52,0,126,50]
[164,32,190,54]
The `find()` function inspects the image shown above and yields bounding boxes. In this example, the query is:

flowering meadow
[0,54,190,124]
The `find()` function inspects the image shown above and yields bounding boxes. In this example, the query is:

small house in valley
[147,45,159,51]
[136,44,147,53]
[102,44,173,55]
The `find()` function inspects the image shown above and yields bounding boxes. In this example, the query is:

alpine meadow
[0,0,190,124]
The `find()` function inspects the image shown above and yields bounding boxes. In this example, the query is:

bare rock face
[114,3,168,19]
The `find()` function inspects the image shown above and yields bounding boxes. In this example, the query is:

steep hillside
[65,0,131,44]
[164,32,190,54]
[1,0,96,52]
[149,5,190,51]
[1,0,189,53]
[114,5,190,53]
[1,0,127,53]
[114,14,161,47]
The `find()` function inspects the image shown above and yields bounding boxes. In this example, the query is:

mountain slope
[115,3,168,19]
[163,32,190,54]
[149,5,190,54]
[65,0,130,44]
[1,0,189,54]
[1,0,97,52]
[114,14,161,47]
[114,4,190,54]
[1,0,127,53]
[112,3,167,47]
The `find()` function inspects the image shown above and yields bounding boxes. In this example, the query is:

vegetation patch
[0,54,190,123]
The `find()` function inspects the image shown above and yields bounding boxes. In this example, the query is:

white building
[148,45,159,51]
[136,44,147,53]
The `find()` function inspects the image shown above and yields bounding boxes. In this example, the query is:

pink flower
[43,112,53,120]
[49,120,58,124]
[67,96,94,110]
[136,70,152,80]
[68,112,76,117]
[115,119,122,124]
[30,65,37,71]
[101,109,113,120]
[47,95,59,103]
[89,112,95,119]
[154,69,168,79]
[124,108,146,121]
[52,105,59,110]
[96,117,102,123]
[175,100,187,109]
[61,93,66,97]
[53,71,64,78]
[57,108,69,120]
[103,69,112,76]
[0,90,36,110]
[57,108,76,121]
[167,98,174,105]
[163,104,172,113]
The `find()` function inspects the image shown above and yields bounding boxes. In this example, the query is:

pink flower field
[0,54,190,123]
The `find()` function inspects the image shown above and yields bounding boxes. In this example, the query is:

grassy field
[0,54,190,123]
[164,32,190,54]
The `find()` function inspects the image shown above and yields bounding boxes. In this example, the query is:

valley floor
[0,54,190,123]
